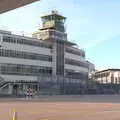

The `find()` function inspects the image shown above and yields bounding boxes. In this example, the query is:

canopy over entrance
[0,0,39,14]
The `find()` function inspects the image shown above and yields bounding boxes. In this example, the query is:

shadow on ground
[0,95,120,103]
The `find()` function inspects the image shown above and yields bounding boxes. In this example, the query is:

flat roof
[2,30,42,42]
[95,69,120,73]
[41,13,66,20]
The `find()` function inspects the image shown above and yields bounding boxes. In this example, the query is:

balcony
[38,29,67,41]
[66,47,85,57]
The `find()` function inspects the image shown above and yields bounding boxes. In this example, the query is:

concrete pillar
[23,83,27,93]
[52,42,57,77]
[8,83,12,95]
[18,83,21,95]
[37,84,40,93]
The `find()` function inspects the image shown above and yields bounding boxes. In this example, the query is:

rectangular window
[3,36,52,49]
[0,63,52,76]
[115,78,117,84]
[0,49,52,62]
[65,59,87,68]
[106,79,108,83]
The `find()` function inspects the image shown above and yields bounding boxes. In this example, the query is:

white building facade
[0,11,91,95]
[95,69,120,84]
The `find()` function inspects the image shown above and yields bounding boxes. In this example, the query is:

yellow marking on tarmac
[12,108,17,120]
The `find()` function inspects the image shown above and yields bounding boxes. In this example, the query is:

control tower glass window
[41,10,66,32]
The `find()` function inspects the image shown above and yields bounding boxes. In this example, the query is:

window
[65,59,87,68]
[0,49,52,62]
[106,79,108,83]
[101,80,103,84]
[66,47,84,57]
[119,78,120,83]
[3,36,52,49]
[1,63,52,76]
[115,77,117,84]
[65,70,87,79]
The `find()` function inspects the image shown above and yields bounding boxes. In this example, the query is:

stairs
[0,77,8,90]
[0,81,8,90]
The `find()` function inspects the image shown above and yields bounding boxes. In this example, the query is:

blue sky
[0,0,120,70]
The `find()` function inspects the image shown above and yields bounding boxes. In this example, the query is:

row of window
[38,30,67,41]
[66,48,85,57]
[65,59,88,68]
[0,63,52,76]
[95,72,110,78]
[49,30,67,40]
[0,49,52,62]
[65,70,88,79]
[3,36,52,49]
[111,77,120,84]
[100,77,120,84]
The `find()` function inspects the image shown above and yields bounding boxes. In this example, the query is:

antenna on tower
[52,9,58,14]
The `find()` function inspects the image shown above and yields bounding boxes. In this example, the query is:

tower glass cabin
[41,10,66,33]
[32,11,67,41]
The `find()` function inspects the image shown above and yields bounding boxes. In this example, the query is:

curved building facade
[0,11,91,95]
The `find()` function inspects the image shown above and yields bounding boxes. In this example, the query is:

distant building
[92,69,120,94]
[94,69,120,84]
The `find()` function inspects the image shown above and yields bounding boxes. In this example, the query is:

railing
[39,29,67,41]
[0,76,8,90]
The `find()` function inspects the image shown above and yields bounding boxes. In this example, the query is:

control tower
[32,11,77,85]
[41,10,66,33]
[32,10,68,41]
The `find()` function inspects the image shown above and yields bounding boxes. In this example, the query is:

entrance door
[12,84,18,96]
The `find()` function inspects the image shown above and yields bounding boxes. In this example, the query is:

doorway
[12,84,18,96]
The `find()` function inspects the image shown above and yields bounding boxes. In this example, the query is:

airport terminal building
[0,11,91,95]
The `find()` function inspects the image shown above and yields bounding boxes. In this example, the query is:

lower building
[95,69,120,84]
[94,69,120,94]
